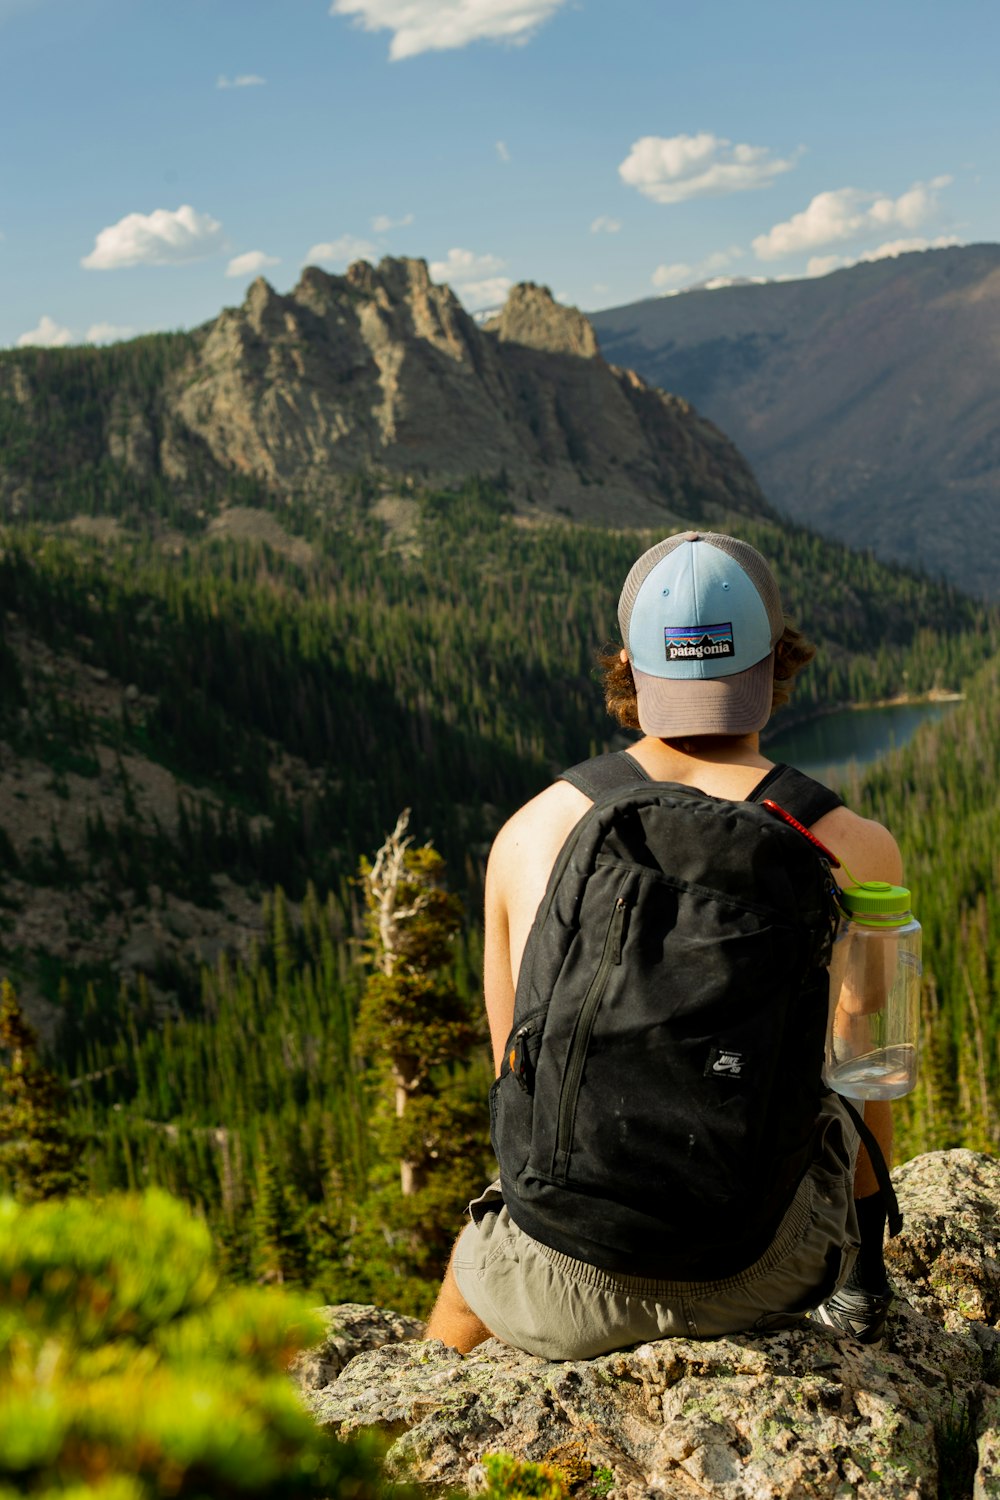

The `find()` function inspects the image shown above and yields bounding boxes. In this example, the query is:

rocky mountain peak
[243,275,289,337]
[0,253,771,532]
[487,281,600,359]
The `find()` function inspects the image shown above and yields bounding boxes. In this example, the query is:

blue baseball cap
[617,531,784,737]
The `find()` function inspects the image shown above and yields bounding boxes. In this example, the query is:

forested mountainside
[0,483,996,1301]
[590,243,1000,598]
[0,259,767,532]
[852,646,1000,1161]
[0,489,990,1020]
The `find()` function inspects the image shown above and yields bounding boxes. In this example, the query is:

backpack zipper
[509,1021,535,1092]
[554,892,628,1170]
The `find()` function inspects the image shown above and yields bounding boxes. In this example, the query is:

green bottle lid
[840,880,912,922]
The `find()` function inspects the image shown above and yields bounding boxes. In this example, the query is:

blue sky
[2,0,998,348]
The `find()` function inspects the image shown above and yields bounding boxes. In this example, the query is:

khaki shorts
[454,1093,860,1360]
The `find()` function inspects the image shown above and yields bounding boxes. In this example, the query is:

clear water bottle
[823,882,921,1101]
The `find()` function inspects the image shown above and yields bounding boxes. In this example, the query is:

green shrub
[481,1453,571,1500]
[0,1189,391,1500]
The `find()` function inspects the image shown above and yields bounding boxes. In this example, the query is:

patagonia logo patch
[705,1046,748,1080]
[665,622,735,662]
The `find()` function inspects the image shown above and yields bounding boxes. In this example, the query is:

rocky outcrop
[155,258,768,529]
[486,283,601,359]
[300,1151,1000,1499]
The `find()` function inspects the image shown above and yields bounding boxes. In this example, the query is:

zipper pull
[509,1023,534,1093]
[611,896,626,964]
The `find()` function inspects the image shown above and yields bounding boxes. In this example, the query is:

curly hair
[597,622,816,733]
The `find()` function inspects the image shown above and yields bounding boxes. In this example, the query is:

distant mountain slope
[590,244,1000,597]
[0,258,768,532]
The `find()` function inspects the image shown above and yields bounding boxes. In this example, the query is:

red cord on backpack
[761,800,842,866]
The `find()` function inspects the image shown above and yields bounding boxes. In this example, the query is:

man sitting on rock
[426,531,899,1360]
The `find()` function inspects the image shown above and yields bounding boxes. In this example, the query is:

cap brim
[633,652,775,738]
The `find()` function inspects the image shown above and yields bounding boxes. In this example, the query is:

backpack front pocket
[551,879,630,1180]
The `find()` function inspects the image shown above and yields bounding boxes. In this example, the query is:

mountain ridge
[0,257,769,532]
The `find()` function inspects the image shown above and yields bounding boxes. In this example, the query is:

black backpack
[491,753,852,1280]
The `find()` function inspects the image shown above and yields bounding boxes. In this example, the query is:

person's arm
[483,829,516,1076]
[482,781,591,1075]
[812,805,903,893]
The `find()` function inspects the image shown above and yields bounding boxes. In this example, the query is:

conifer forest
[0,458,998,1314]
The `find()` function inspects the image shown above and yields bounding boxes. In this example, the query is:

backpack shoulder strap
[838,1096,904,1236]
[559,750,651,802]
[747,762,844,827]
[561,755,843,820]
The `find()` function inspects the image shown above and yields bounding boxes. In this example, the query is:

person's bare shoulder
[484,779,593,1070]
[810,803,903,887]
[488,778,592,890]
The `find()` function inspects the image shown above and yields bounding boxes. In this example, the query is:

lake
[763,700,960,786]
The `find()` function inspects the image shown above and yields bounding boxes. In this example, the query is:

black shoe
[812,1283,892,1344]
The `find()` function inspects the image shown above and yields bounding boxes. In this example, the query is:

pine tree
[357,809,476,1195]
[250,1139,309,1285]
[0,979,86,1201]
[351,811,491,1305]
[251,1141,287,1284]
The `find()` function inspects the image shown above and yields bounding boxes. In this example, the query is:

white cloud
[752,178,952,261]
[700,275,769,291]
[619,133,796,206]
[806,254,843,278]
[17,315,73,348]
[430,247,511,310]
[226,250,281,278]
[590,215,621,234]
[651,245,742,293]
[807,234,962,279]
[305,234,378,268]
[496,140,511,163]
[330,0,569,61]
[860,233,961,261]
[86,322,137,343]
[651,261,693,291]
[82,205,224,270]
[372,212,414,232]
[217,73,265,88]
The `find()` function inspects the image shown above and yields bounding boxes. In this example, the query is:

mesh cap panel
[618,531,783,648]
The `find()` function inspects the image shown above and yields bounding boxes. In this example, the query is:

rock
[978,1391,1000,1500]
[162,905,199,940]
[158,257,768,532]
[299,1152,1000,1499]
[107,400,156,478]
[195,934,229,968]
[118,925,161,972]
[886,1149,1000,1331]
[292,1304,425,1390]
[487,282,600,359]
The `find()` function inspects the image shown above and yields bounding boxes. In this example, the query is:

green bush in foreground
[0,1189,390,1499]
[480,1455,569,1500]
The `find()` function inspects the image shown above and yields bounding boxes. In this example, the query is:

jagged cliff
[298,1151,1000,1500]
[0,258,770,529]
